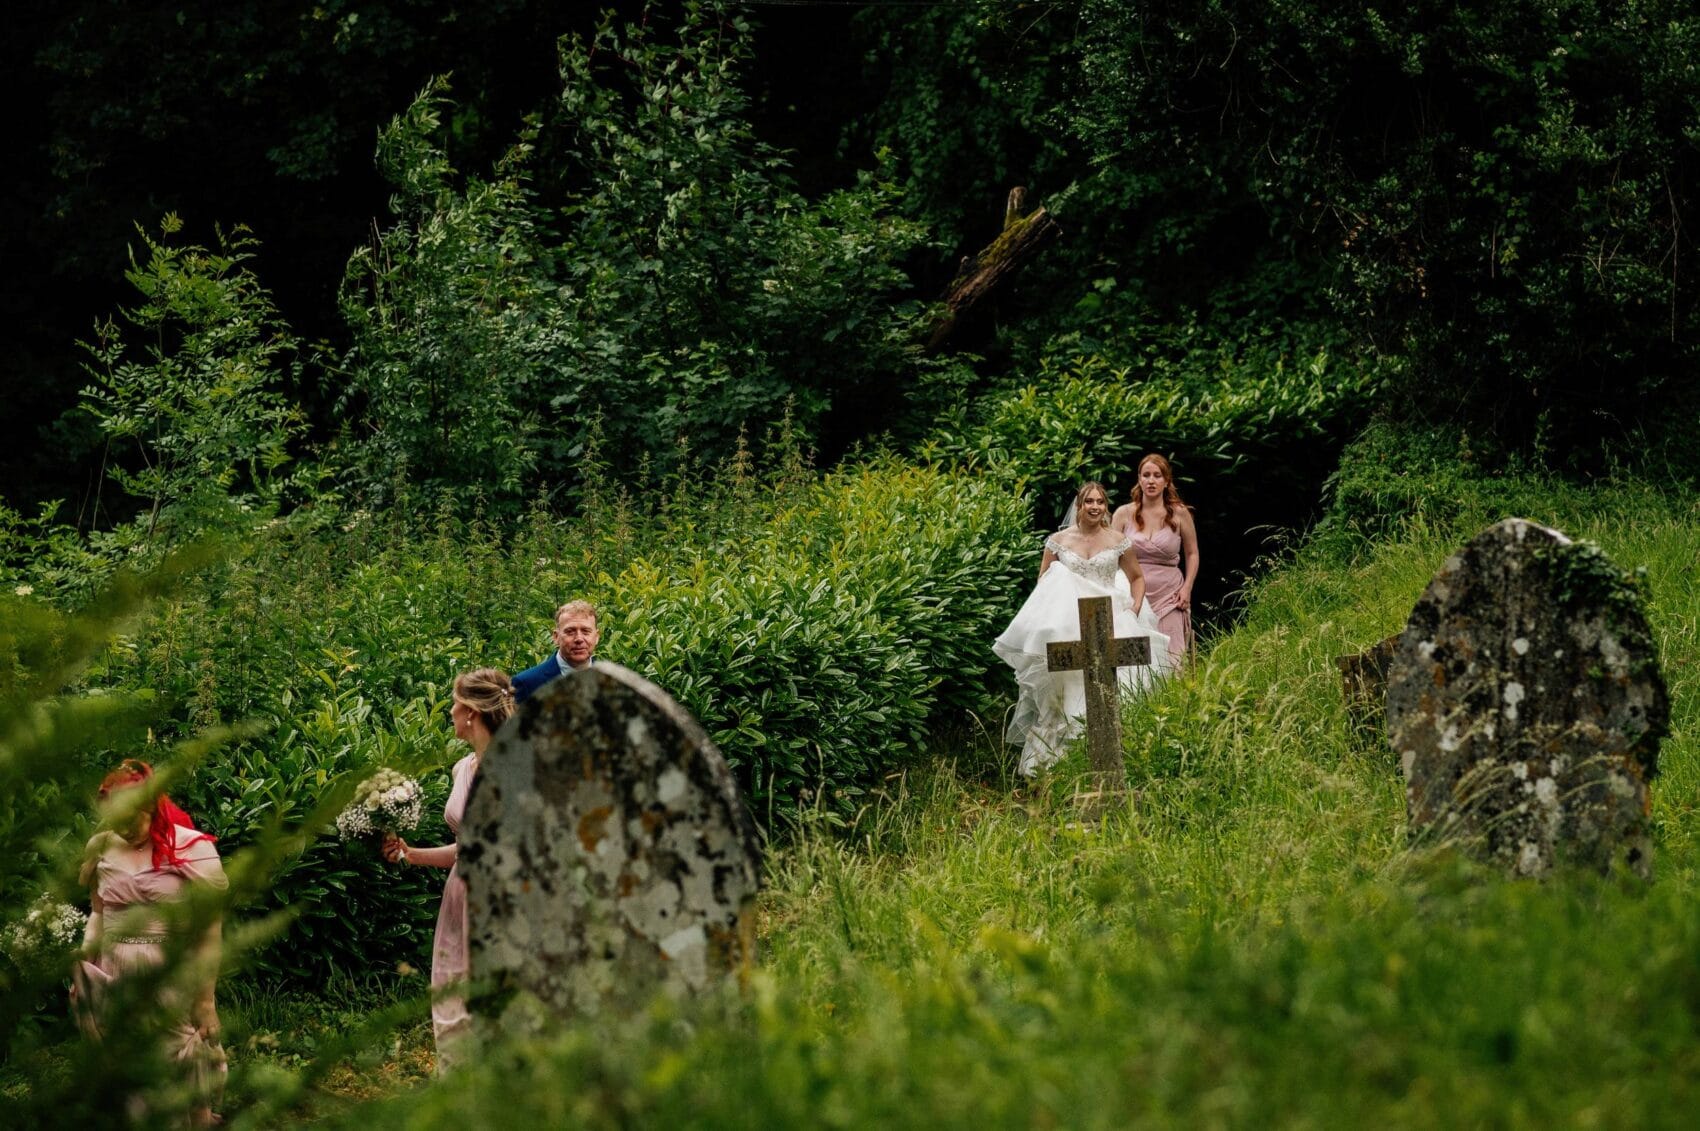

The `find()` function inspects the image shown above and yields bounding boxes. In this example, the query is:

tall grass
[304,480,1699,1125]
[8,470,1691,1125]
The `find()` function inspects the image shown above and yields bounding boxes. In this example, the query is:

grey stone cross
[1045,595,1151,790]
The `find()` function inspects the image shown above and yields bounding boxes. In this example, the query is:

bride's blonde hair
[1072,481,1111,528]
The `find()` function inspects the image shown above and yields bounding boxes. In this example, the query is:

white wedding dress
[994,532,1171,777]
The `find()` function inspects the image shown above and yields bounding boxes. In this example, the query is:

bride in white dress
[994,481,1170,776]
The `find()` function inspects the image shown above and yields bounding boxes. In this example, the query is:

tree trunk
[926,198,1061,353]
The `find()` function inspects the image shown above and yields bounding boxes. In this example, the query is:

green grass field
[9,480,1696,1128]
[268,482,1699,1128]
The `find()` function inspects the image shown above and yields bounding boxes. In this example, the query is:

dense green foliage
[339,5,942,503]
[926,333,1384,524]
[5,428,1698,1126]
[1064,0,1700,449]
[4,452,1029,984]
[293,464,1700,1126]
[865,0,1700,471]
[5,2,1700,1124]
[6,0,605,510]
[12,0,1700,521]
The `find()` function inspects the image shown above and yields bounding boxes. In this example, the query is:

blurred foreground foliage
[3,437,1030,986]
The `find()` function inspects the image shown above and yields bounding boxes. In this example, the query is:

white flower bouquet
[2,895,88,969]
[334,768,424,842]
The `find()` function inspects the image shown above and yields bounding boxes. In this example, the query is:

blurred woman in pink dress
[1112,454,1200,665]
[383,667,514,1073]
[75,759,227,1127]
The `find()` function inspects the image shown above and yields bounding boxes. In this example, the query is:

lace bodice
[1045,533,1132,586]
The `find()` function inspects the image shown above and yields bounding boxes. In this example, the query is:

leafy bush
[44,456,1028,983]
[1033,0,1700,462]
[336,79,549,500]
[337,3,942,504]
[924,339,1384,545]
[612,458,1031,809]
[78,216,308,539]
[186,687,456,984]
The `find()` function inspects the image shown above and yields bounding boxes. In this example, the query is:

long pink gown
[75,823,228,1110]
[431,752,477,1072]
[1130,521,1190,660]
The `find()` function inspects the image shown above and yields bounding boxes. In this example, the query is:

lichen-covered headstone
[459,662,761,1033]
[1336,632,1401,750]
[1386,518,1668,876]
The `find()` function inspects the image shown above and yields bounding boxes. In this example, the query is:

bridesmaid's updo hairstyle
[1132,454,1189,533]
[454,667,516,734]
[95,758,214,869]
[1073,481,1112,528]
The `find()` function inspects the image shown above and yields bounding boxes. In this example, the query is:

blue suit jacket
[512,654,594,702]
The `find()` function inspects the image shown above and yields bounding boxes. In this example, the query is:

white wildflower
[2,896,88,966]
[13,584,34,597]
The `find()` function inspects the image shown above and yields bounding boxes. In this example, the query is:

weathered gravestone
[1386,519,1668,876]
[1336,632,1401,750]
[458,662,762,1034]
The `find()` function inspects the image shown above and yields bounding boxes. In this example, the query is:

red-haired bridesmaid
[74,759,227,1127]
[1112,454,1200,664]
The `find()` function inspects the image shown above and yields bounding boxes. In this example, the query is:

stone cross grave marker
[459,661,762,1035]
[1336,632,1401,751]
[1385,518,1669,877]
[1045,595,1152,793]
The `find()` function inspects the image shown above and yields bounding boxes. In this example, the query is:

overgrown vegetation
[4,442,1030,986]
[6,459,1679,1127]
[865,0,1700,477]
[5,0,1700,1125]
[339,3,946,505]
[300,462,1695,1128]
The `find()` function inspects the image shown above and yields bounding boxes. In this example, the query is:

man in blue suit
[512,600,600,702]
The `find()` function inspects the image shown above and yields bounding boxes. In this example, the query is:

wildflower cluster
[334,768,424,840]
[2,896,88,968]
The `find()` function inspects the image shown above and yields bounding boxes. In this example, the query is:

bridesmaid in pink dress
[383,667,514,1074]
[1112,454,1200,666]
[75,759,227,1128]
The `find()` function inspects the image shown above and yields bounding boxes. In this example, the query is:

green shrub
[1310,418,1700,563]
[337,3,942,504]
[185,687,456,984]
[924,342,1383,532]
[78,216,308,540]
[336,79,549,500]
[54,457,1028,984]
[612,458,1031,810]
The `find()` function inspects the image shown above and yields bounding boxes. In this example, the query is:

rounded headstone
[1386,519,1668,876]
[459,662,762,1030]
